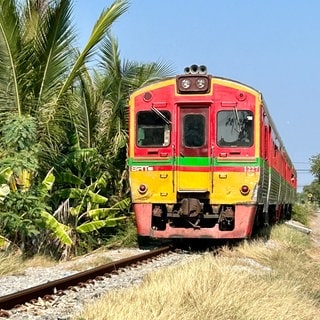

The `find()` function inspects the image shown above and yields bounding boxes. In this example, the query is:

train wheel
[285,204,292,220]
[137,236,151,249]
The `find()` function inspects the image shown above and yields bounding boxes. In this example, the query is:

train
[128,65,296,242]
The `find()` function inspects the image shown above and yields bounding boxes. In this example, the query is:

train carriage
[128,65,296,240]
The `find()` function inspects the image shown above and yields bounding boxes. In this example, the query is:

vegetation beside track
[0,0,173,260]
[75,215,320,320]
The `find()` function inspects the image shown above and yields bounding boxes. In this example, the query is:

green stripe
[128,157,262,167]
[128,158,173,166]
[214,157,262,166]
[178,157,210,166]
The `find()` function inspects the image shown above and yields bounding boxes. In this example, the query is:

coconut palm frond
[127,61,175,90]
[34,0,76,105]
[99,31,121,77]
[0,0,23,116]
[75,68,101,149]
[58,0,129,100]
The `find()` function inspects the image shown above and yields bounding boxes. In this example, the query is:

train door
[176,105,212,192]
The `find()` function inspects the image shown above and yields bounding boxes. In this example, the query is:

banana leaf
[58,188,108,204]
[87,190,108,203]
[0,235,11,250]
[87,207,119,219]
[87,197,130,219]
[40,211,72,245]
[39,168,55,193]
[76,220,107,233]
[76,216,126,233]
[110,197,131,210]
[55,171,84,185]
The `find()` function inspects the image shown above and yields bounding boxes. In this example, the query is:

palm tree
[0,0,130,254]
[0,0,129,173]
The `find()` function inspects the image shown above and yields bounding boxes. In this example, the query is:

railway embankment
[1,207,320,319]
[76,218,320,320]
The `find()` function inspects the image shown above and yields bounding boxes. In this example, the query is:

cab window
[217,110,253,147]
[137,111,171,147]
[183,114,205,147]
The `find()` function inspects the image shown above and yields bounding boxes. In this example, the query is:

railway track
[0,246,172,311]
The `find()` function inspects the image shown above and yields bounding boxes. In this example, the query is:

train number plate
[244,166,260,175]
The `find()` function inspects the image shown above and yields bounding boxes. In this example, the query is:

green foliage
[104,215,138,248]
[52,147,132,256]
[292,203,310,226]
[88,198,130,219]
[310,153,320,182]
[0,115,42,252]
[0,165,73,253]
[0,187,46,251]
[303,181,320,205]
[0,114,39,174]
[1,115,37,151]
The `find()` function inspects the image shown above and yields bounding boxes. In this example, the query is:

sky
[73,0,320,191]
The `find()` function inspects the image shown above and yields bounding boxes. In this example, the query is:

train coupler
[178,198,202,217]
[218,206,235,231]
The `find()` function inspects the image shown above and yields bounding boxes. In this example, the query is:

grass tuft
[0,253,56,276]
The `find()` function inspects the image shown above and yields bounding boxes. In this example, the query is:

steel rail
[0,246,172,310]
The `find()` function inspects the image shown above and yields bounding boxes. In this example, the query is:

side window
[183,114,205,147]
[137,111,171,147]
[217,110,253,147]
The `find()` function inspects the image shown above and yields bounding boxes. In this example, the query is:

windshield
[217,110,253,147]
[136,111,171,147]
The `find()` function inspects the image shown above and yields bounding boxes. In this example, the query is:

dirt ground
[309,208,320,247]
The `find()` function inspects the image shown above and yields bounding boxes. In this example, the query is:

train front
[128,65,261,240]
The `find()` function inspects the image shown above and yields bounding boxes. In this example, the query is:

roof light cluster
[177,64,211,94]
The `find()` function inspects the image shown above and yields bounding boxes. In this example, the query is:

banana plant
[51,193,130,257]
[0,167,73,249]
[39,169,73,246]
[53,176,130,234]
[77,197,130,233]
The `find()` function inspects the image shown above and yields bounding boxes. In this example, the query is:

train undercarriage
[134,193,292,241]
[151,198,235,232]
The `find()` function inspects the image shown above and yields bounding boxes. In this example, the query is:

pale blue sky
[73,0,320,191]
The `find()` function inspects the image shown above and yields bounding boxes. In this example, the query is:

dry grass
[75,225,320,320]
[0,253,56,276]
[67,254,112,271]
[0,253,23,276]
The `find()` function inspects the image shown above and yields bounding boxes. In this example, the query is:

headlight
[177,75,210,94]
[181,78,191,89]
[196,78,207,89]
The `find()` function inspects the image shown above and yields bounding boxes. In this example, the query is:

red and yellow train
[128,65,296,241]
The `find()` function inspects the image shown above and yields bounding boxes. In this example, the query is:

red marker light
[240,185,250,195]
[143,92,152,102]
[138,184,147,194]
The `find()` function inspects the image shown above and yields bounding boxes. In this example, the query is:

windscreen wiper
[233,106,241,133]
[151,105,171,125]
